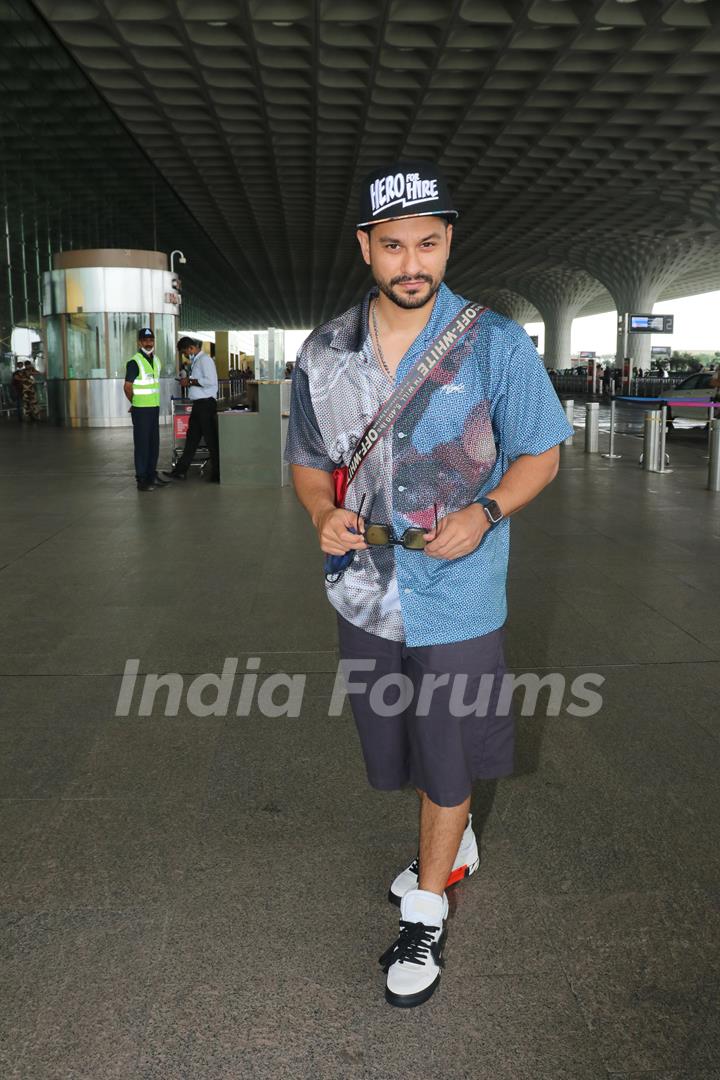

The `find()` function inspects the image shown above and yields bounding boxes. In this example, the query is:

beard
[373,270,442,310]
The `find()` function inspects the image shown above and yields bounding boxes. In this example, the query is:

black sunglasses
[356,494,438,551]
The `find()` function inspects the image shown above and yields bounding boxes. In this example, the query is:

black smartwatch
[479,496,504,529]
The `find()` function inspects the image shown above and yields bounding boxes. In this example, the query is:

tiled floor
[1,417,718,1079]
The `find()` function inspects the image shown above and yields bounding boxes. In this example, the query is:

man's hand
[424,504,489,561]
[314,507,369,556]
[179,376,190,388]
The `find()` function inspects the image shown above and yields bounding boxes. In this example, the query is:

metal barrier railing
[217,377,248,406]
[550,373,690,399]
[603,396,720,477]
[0,385,15,417]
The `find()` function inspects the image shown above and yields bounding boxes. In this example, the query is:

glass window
[152,314,179,377]
[108,312,150,378]
[66,314,106,379]
[46,316,65,378]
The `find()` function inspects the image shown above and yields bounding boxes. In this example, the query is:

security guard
[164,336,220,482]
[124,327,167,492]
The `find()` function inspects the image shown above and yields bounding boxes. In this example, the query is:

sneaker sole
[385,973,441,1008]
[387,854,480,907]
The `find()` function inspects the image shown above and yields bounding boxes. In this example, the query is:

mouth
[396,278,430,290]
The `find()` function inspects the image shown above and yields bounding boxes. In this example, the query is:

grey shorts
[337,615,514,808]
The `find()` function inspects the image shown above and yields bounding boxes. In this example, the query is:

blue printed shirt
[285,282,573,646]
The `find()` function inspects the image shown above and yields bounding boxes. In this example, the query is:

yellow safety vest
[131,352,160,407]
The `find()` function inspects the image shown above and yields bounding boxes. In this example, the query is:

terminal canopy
[1,0,720,330]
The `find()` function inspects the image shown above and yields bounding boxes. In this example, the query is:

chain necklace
[371,299,393,381]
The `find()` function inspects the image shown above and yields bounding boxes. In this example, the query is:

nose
[399,249,424,278]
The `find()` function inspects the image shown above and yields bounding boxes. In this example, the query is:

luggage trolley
[170,397,210,472]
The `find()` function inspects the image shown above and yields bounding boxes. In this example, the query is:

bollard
[709,419,720,492]
[708,406,715,457]
[642,412,660,472]
[585,402,599,453]
[657,404,671,473]
[601,398,622,460]
[563,399,574,445]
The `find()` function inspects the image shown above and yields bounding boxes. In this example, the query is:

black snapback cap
[138,326,154,339]
[356,160,458,228]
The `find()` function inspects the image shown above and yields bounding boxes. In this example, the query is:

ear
[356,229,371,267]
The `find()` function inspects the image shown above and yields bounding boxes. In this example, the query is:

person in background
[20,361,40,422]
[164,337,220,483]
[123,327,167,492]
[10,361,25,421]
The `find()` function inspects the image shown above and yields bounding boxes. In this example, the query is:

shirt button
[397,431,406,439]
[404,588,413,594]
[397,485,406,492]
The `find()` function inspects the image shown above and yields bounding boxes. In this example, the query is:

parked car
[665,371,719,426]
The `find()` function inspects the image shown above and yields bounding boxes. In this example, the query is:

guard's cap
[138,326,154,339]
[356,160,458,229]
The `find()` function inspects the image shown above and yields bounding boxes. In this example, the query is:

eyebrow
[375,231,444,243]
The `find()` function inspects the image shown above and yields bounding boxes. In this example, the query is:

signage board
[628,314,674,334]
[651,346,672,358]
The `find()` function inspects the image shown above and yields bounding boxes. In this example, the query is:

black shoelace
[379,921,445,973]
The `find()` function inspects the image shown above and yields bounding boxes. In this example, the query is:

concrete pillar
[514,269,607,370]
[479,287,538,325]
[214,331,230,379]
[573,238,715,370]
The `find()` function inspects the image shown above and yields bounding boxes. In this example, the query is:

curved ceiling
[1,0,719,330]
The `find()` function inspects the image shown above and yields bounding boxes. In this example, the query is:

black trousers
[131,406,160,485]
[176,397,219,480]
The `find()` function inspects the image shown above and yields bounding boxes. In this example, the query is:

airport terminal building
[1,2,719,1077]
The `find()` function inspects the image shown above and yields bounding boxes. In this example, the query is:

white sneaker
[388,813,480,906]
[380,889,448,1008]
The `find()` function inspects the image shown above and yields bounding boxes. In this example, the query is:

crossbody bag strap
[345,301,486,491]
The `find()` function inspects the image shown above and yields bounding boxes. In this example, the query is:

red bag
[332,464,348,507]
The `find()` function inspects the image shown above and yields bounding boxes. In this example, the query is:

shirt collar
[328,281,451,355]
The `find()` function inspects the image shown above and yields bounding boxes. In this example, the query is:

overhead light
[207,21,227,26]
[596,26,614,31]
[272,21,293,26]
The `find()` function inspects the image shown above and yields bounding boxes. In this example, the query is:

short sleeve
[284,365,336,471]
[125,359,139,382]
[490,328,573,459]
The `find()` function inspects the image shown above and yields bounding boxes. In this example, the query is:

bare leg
[417,789,471,896]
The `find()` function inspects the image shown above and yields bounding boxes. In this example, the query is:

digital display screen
[651,346,672,357]
[629,314,674,334]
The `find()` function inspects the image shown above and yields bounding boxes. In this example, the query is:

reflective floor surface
[1,418,718,1079]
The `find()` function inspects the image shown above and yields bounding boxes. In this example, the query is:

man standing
[164,337,219,482]
[124,327,166,492]
[285,161,573,1008]
[11,361,25,421]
